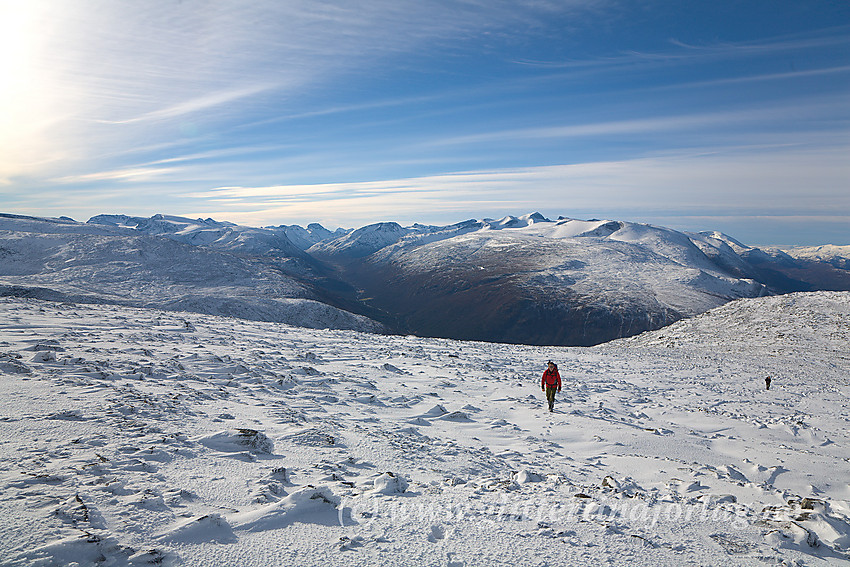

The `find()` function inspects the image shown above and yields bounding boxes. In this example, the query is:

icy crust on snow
[1,293,849,566]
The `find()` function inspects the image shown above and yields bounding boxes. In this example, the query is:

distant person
[541,361,561,412]
[765,376,772,390]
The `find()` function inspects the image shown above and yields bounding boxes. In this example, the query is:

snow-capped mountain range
[1,211,848,346]
[0,213,378,334]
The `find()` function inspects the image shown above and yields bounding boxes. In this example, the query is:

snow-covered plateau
[1,291,848,566]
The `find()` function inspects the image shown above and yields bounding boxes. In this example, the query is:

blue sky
[1,0,848,245]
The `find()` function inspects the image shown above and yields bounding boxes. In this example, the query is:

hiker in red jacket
[541,361,561,412]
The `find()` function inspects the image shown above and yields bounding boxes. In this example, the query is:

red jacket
[542,367,561,389]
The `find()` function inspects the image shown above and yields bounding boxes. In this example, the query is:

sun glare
[0,2,43,107]
[0,1,65,180]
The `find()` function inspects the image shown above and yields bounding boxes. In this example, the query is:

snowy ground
[0,292,848,566]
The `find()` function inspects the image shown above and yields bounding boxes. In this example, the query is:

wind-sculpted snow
[1,293,849,565]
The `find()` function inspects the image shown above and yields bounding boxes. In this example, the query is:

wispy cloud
[515,25,850,71]
[182,144,850,229]
[3,2,847,246]
[5,1,599,180]
[651,64,850,91]
[53,166,183,184]
[668,25,850,55]
[235,93,446,130]
[426,97,849,146]
[93,85,276,125]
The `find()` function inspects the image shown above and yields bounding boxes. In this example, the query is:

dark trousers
[545,386,557,410]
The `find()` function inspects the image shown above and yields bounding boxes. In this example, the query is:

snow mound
[438,410,472,422]
[161,296,383,333]
[157,513,237,544]
[16,533,172,567]
[229,486,340,530]
[372,472,409,495]
[417,404,448,418]
[197,428,274,454]
[513,470,544,484]
[0,354,30,374]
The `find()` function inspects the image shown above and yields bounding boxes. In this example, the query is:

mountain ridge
[1,211,848,345]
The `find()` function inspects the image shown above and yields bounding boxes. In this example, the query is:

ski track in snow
[0,292,849,566]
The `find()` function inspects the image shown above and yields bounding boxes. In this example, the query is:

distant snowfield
[1,292,849,566]
[785,245,850,265]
